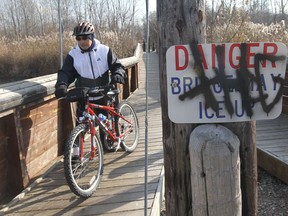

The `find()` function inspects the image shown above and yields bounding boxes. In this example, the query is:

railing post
[123,68,132,99]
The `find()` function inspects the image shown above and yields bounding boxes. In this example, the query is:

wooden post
[157,0,258,215]
[224,122,258,215]
[157,1,206,215]
[190,124,241,215]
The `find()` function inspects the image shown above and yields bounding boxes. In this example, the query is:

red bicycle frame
[77,93,134,159]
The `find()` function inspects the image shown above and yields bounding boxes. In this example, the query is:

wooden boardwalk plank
[257,114,288,184]
[1,52,164,216]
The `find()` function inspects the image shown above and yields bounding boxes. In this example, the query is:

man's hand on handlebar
[55,85,67,99]
[111,74,125,84]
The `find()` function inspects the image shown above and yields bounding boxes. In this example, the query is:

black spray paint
[179,41,285,118]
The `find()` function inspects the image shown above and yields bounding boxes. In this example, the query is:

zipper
[88,52,96,79]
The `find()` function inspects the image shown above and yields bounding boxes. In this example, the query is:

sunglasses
[76,36,88,41]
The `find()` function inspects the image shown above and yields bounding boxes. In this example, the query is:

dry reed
[0,31,135,84]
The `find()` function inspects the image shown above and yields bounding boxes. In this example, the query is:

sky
[148,0,156,12]
[139,0,156,12]
[136,0,156,21]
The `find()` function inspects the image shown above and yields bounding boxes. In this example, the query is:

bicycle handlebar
[88,84,116,94]
[62,84,117,102]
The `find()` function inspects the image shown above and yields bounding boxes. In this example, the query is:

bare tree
[6,0,21,37]
[89,0,108,33]
[279,0,288,20]
[71,0,84,23]
[35,3,45,35]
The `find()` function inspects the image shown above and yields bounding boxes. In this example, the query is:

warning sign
[166,42,287,123]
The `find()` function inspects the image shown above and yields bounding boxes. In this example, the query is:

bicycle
[63,84,139,197]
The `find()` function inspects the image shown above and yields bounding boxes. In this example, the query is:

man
[55,21,126,148]
[54,21,126,99]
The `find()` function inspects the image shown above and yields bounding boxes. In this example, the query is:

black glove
[111,74,125,84]
[55,85,67,99]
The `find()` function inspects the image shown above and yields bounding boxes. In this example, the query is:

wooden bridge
[1,50,288,215]
[0,48,164,215]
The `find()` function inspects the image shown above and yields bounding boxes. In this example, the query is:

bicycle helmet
[73,22,95,36]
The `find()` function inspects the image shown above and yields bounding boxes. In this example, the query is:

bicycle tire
[64,123,104,198]
[116,101,139,152]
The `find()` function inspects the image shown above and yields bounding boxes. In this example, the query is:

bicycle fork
[89,121,97,160]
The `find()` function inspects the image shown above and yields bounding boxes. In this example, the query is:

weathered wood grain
[190,124,241,216]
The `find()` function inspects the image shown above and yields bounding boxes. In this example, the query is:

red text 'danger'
[175,43,279,71]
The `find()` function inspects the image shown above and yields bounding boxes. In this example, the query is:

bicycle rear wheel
[116,101,139,152]
[64,123,104,197]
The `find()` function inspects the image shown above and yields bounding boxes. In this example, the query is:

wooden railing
[0,44,142,203]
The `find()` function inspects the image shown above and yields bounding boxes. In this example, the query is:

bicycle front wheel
[64,123,104,198]
[116,101,139,152]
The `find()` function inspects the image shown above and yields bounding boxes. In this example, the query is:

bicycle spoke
[64,124,103,197]
[116,101,139,152]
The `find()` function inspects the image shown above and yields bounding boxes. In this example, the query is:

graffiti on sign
[166,42,287,123]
